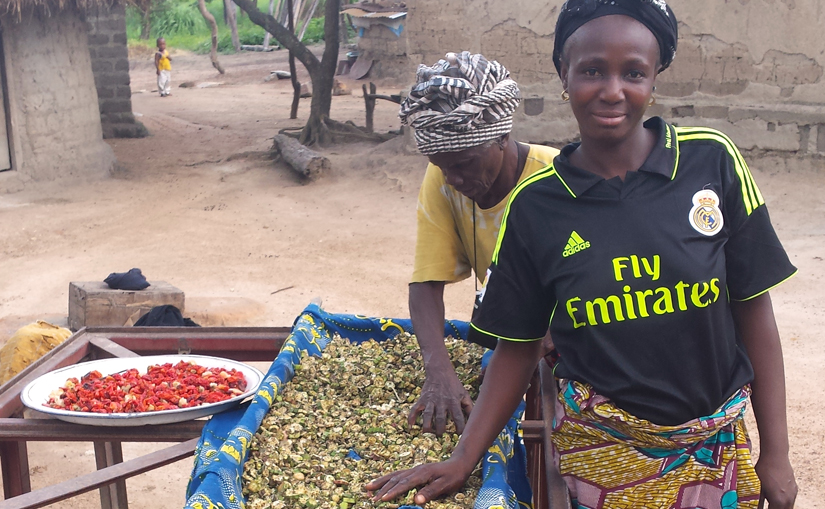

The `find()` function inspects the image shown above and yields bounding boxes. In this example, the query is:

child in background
[155,38,172,97]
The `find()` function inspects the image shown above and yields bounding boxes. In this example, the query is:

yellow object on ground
[0,321,72,385]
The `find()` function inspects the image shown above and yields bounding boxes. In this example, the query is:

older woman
[367,1,798,508]
[401,52,558,436]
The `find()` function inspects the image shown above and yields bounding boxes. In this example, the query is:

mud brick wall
[357,23,409,79]
[404,0,825,167]
[86,4,148,139]
[0,8,116,188]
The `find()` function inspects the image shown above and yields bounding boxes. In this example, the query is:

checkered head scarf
[399,51,521,156]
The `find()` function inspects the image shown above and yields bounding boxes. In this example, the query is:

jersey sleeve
[720,139,797,301]
[469,194,552,343]
[411,164,472,284]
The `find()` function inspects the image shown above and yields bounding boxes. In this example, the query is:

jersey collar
[553,117,680,198]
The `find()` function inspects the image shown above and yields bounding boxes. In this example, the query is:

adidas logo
[563,231,591,258]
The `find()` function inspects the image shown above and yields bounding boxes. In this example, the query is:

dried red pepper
[45,361,247,414]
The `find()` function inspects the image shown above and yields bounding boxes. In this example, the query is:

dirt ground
[0,47,823,508]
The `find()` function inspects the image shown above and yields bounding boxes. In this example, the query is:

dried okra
[243,333,484,509]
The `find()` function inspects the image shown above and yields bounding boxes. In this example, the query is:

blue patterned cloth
[184,303,532,509]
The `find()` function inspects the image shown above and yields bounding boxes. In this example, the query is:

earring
[561,90,570,102]
[649,95,656,106]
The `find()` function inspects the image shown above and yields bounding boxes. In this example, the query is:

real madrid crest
[689,189,724,236]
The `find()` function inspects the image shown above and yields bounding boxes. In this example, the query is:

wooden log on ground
[271,134,330,179]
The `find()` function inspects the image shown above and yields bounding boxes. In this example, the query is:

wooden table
[0,327,569,509]
[0,327,290,509]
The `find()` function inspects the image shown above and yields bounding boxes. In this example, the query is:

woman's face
[427,138,506,202]
[560,15,660,145]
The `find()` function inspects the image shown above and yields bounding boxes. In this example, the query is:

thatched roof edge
[1,0,127,21]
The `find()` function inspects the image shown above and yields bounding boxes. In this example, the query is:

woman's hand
[756,452,797,508]
[731,294,796,508]
[365,459,473,505]
[408,370,474,436]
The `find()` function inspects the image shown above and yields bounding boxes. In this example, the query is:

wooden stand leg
[524,369,546,509]
[94,441,128,509]
[539,361,572,509]
[363,83,376,133]
[0,440,31,499]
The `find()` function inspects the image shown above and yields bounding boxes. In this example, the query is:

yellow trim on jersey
[469,323,544,343]
[548,301,559,325]
[675,127,765,215]
[492,164,558,264]
[731,269,798,302]
[676,127,763,212]
[553,170,577,198]
[669,123,681,180]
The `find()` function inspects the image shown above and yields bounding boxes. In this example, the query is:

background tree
[233,0,341,145]
[133,0,156,39]
[286,0,301,119]
[197,0,226,73]
[224,0,241,52]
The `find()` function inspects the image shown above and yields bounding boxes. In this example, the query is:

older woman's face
[428,140,505,202]
[560,15,659,145]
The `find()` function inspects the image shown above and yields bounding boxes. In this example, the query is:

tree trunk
[233,0,341,145]
[287,0,300,119]
[297,0,320,44]
[198,0,226,74]
[292,0,304,30]
[234,0,321,74]
[262,0,276,49]
[339,12,348,44]
[225,0,241,52]
[299,0,340,145]
[139,7,151,39]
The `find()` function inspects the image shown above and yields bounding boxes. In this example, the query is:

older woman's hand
[365,459,472,505]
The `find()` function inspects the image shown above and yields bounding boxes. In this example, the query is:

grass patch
[127,0,331,54]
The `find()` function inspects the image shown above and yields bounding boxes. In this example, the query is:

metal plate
[20,355,263,426]
[349,56,374,80]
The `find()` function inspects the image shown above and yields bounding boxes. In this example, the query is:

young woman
[366,1,798,508]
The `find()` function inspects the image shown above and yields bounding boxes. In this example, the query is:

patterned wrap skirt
[550,380,761,509]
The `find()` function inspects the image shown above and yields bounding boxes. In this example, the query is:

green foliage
[125,5,144,39]
[195,26,267,53]
[127,0,332,53]
[152,0,205,37]
[299,17,325,44]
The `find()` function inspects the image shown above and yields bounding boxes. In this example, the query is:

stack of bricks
[86,4,148,139]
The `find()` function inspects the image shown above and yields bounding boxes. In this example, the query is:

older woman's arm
[408,281,475,436]
[731,293,798,509]
[366,338,542,504]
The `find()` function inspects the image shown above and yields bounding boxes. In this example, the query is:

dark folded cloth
[134,305,200,327]
[104,268,150,291]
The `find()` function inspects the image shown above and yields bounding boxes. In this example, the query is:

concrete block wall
[0,8,116,187]
[86,3,148,139]
[357,23,409,79]
[403,0,825,169]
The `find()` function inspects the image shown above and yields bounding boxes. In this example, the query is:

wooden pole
[297,0,320,43]
[287,0,301,119]
[225,0,241,51]
[362,82,376,133]
[263,0,276,49]
[292,0,304,31]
